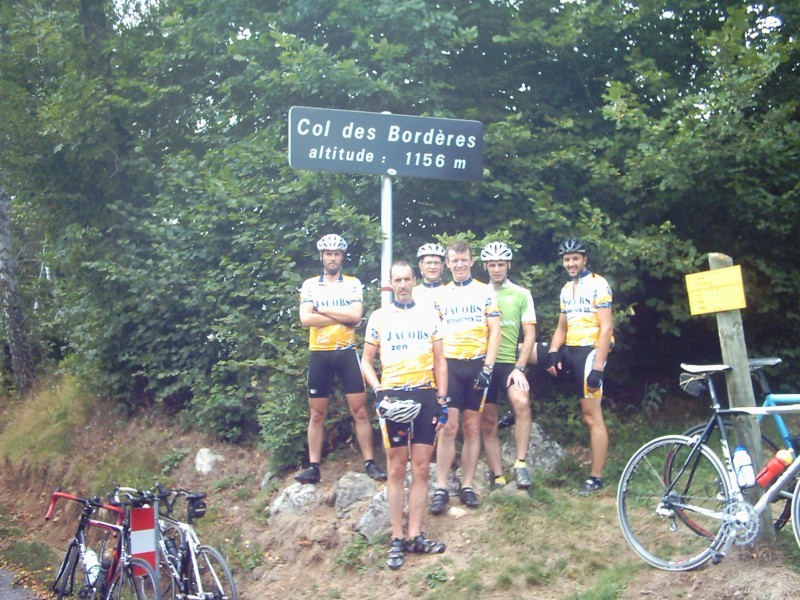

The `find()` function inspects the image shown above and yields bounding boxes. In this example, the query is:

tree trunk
[0,190,34,396]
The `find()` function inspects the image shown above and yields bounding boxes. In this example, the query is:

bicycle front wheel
[107,557,160,600]
[617,435,731,571]
[190,545,239,600]
[52,542,79,600]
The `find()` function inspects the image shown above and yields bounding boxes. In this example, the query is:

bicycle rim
[618,435,731,571]
[108,557,159,600]
[192,545,239,600]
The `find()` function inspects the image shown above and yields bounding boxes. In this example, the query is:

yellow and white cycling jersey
[364,302,441,390]
[560,270,614,348]
[412,281,444,315]
[438,277,500,360]
[299,273,363,351]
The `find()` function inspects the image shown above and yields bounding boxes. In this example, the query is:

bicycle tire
[107,556,160,600]
[618,435,731,571]
[53,542,79,600]
[682,422,791,531]
[790,477,800,550]
[189,545,239,600]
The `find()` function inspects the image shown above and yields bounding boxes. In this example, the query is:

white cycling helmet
[316,234,348,252]
[417,243,446,259]
[377,397,422,423]
[480,241,513,262]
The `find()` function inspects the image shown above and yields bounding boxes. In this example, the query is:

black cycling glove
[473,366,493,389]
[586,369,604,390]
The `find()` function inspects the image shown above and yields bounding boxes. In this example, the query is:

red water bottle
[755,449,794,488]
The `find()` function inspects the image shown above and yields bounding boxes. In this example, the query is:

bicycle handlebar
[45,490,123,522]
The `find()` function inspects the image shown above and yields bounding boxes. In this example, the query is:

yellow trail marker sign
[685,264,747,316]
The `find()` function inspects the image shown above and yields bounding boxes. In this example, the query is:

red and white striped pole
[130,505,157,575]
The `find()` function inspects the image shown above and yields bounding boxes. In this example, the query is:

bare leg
[460,410,482,488]
[307,397,329,463]
[481,403,503,477]
[407,443,435,538]
[386,445,409,539]
[347,392,375,462]
[580,396,608,478]
[509,387,531,460]
[435,408,459,488]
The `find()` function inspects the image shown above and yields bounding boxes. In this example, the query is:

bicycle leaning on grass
[616,363,800,571]
[46,489,161,600]
[128,483,239,600]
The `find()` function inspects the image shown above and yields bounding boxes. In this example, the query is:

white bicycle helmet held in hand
[480,241,513,262]
[317,234,348,252]
[377,397,422,423]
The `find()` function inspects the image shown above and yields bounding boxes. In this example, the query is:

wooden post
[708,253,774,542]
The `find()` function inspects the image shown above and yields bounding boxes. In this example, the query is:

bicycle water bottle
[755,449,794,488]
[732,446,756,488]
[84,549,100,585]
[165,536,180,568]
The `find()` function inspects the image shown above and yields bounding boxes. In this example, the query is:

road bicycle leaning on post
[617,363,800,571]
[115,484,239,600]
[46,489,161,600]
[680,357,800,531]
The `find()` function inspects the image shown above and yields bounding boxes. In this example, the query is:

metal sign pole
[380,174,393,308]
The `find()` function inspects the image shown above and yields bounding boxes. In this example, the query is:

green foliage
[1,0,799,455]
[257,373,312,472]
[333,533,378,573]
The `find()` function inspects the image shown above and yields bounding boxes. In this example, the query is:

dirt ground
[2,412,800,599]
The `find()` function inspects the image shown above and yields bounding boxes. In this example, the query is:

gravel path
[0,568,44,599]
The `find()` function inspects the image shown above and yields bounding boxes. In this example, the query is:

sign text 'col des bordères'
[288,106,483,181]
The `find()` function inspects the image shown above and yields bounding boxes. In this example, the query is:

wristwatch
[514,365,527,373]
[437,395,451,405]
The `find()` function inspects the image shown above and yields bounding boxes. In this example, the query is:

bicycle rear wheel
[107,557,160,600]
[190,545,239,600]
[618,435,731,571]
[682,422,790,530]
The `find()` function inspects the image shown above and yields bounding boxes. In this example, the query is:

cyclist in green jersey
[480,242,536,490]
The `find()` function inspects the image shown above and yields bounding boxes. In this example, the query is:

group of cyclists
[294,233,614,570]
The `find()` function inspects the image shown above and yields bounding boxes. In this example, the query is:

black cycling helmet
[558,238,587,256]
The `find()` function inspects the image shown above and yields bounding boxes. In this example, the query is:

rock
[268,483,321,522]
[355,489,390,542]
[334,471,377,517]
[501,421,565,471]
[194,448,224,474]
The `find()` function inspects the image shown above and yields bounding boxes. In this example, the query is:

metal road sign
[289,106,483,181]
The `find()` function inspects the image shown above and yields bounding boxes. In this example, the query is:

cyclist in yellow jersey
[430,240,501,514]
[413,242,446,312]
[545,238,614,495]
[362,261,447,569]
[294,234,386,485]
[479,242,536,491]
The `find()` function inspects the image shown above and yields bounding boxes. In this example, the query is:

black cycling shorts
[378,388,438,448]
[486,363,517,404]
[560,345,603,400]
[446,358,487,413]
[307,348,365,398]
